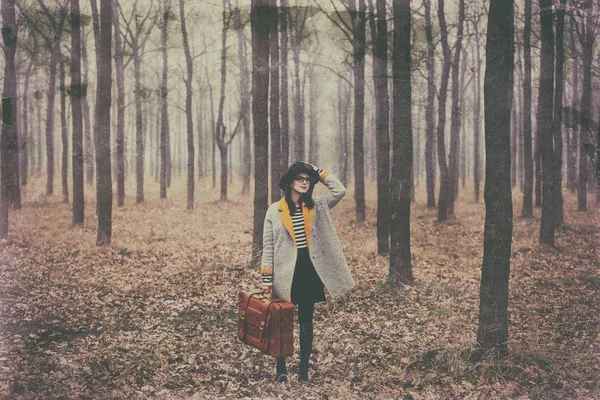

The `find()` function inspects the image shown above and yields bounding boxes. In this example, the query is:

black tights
[297,302,315,324]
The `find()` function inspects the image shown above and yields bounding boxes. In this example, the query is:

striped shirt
[291,205,308,249]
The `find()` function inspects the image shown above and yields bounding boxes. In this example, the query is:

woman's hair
[284,176,315,215]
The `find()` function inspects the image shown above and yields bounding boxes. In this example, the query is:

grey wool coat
[260,172,356,302]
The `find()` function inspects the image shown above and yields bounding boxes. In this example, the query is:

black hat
[279,161,320,191]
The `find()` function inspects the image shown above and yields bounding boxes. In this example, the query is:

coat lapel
[278,197,316,247]
[302,203,315,248]
[278,198,296,244]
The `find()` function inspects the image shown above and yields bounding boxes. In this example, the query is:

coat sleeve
[316,169,347,209]
[260,209,274,286]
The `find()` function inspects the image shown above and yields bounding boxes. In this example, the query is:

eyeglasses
[294,177,313,184]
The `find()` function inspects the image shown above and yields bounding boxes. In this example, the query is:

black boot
[275,357,288,383]
[298,322,313,382]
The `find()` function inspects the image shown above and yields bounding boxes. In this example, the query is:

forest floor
[0,176,599,399]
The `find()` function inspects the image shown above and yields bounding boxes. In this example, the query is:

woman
[260,161,355,382]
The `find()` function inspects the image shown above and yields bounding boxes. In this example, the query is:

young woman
[260,161,355,382]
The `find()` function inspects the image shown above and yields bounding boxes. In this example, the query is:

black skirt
[291,247,326,305]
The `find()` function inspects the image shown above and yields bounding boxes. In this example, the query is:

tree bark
[567,16,578,192]
[368,0,391,253]
[82,24,94,186]
[473,14,483,203]
[46,46,59,196]
[578,13,594,212]
[71,0,84,224]
[539,0,556,246]
[436,0,451,222]
[113,1,125,207]
[424,0,436,208]
[292,13,305,161]
[179,0,195,210]
[60,59,69,204]
[522,0,533,217]
[1,0,20,236]
[476,0,514,359]
[251,0,270,267]
[269,0,282,203]
[447,0,464,215]
[93,0,113,245]
[160,2,170,199]
[389,0,412,285]
[280,0,290,174]
[234,6,252,195]
[552,0,566,227]
[350,0,367,222]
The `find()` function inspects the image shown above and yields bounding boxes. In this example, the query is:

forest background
[0,0,599,398]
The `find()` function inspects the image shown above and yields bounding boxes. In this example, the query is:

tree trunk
[251,0,270,267]
[21,59,34,187]
[350,0,367,222]
[160,3,170,199]
[567,16,578,192]
[473,15,483,203]
[93,0,113,245]
[179,0,195,210]
[539,0,556,246]
[1,0,20,236]
[389,0,412,285]
[71,0,84,224]
[216,0,230,201]
[35,75,43,176]
[447,0,464,215]
[82,25,94,186]
[476,0,514,359]
[235,6,252,194]
[552,0,566,227]
[292,22,305,161]
[280,0,290,174]
[269,0,282,203]
[578,22,593,212]
[369,0,391,253]
[308,66,318,165]
[436,0,451,222]
[522,0,533,217]
[113,1,125,207]
[46,46,59,196]
[60,59,69,204]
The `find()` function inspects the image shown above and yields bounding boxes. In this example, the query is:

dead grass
[0,175,598,399]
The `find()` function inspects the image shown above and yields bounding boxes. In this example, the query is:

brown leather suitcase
[238,291,294,358]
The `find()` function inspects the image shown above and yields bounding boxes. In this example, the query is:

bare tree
[59,58,69,204]
[436,0,451,222]
[91,0,113,245]
[19,1,68,196]
[552,0,567,226]
[179,0,195,209]
[269,0,282,203]
[120,0,158,203]
[522,0,533,217]
[251,0,270,266]
[476,0,514,359]
[159,0,172,198]
[389,0,412,285]
[280,0,290,174]
[71,0,84,224]
[1,0,20,237]
[424,0,436,208]
[447,0,465,215]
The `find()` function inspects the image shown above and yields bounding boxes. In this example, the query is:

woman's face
[291,173,312,196]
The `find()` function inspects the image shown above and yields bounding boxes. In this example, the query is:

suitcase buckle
[240,311,245,320]
[260,320,265,330]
